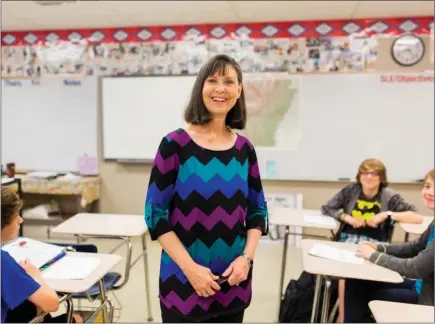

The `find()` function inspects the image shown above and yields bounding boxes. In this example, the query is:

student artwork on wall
[1,17,433,78]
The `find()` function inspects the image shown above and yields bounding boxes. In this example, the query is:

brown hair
[184,54,247,129]
[424,169,434,182]
[356,158,388,188]
[1,186,22,229]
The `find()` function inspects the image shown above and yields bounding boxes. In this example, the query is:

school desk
[269,208,339,320]
[369,300,434,323]
[31,251,121,323]
[52,213,153,322]
[301,239,403,323]
[400,215,434,242]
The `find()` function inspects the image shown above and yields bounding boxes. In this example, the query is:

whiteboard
[102,76,193,161]
[101,73,434,182]
[1,77,98,172]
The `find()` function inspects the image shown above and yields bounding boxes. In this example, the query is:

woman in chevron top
[144,54,268,323]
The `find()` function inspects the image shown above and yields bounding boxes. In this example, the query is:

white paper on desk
[304,215,336,227]
[2,237,65,269]
[1,177,15,184]
[309,244,364,264]
[42,256,100,280]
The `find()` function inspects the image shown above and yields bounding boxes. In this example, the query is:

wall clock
[391,34,425,67]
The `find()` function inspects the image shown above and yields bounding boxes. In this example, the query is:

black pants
[344,279,419,323]
[161,303,244,323]
[5,300,75,323]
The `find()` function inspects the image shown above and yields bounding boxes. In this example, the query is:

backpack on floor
[279,271,338,323]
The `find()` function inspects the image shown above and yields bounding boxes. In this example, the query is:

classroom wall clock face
[391,34,425,67]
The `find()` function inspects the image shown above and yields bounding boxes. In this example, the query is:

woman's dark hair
[1,186,22,229]
[184,54,247,129]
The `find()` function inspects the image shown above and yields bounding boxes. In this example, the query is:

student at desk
[1,187,82,323]
[345,169,434,322]
[321,158,422,322]
[322,158,422,244]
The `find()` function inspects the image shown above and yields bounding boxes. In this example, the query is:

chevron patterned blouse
[145,128,268,321]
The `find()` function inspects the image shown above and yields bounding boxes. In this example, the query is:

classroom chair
[52,243,121,322]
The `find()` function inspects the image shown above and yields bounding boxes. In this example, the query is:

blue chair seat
[73,272,122,298]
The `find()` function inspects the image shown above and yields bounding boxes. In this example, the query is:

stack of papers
[309,243,364,264]
[57,173,82,181]
[304,215,336,227]
[25,171,58,179]
[42,256,100,280]
[2,237,66,269]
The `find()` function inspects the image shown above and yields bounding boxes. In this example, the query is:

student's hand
[222,256,250,286]
[366,212,387,228]
[356,243,376,260]
[184,263,220,298]
[344,216,365,228]
[360,241,377,251]
[19,259,41,279]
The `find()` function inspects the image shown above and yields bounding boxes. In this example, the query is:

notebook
[2,237,66,269]
[309,243,365,265]
[41,255,100,280]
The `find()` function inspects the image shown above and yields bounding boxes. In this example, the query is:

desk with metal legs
[301,240,403,323]
[269,208,338,321]
[52,213,154,321]
[400,215,433,242]
[31,252,121,323]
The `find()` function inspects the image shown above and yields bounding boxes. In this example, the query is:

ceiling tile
[354,1,434,18]
[228,1,359,22]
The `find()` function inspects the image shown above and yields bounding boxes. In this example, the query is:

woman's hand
[184,264,220,298]
[222,256,250,286]
[356,243,376,260]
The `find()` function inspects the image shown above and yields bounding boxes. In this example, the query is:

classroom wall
[97,35,434,241]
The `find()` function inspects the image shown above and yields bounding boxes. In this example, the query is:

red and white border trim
[1,17,433,46]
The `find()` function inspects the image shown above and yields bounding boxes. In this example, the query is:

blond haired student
[1,187,82,323]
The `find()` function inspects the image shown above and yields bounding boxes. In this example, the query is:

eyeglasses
[360,171,381,177]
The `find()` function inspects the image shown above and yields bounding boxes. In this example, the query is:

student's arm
[370,241,434,279]
[322,185,367,229]
[144,136,219,295]
[375,223,432,258]
[321,186,350,222]
[19,260,60,313]
[388,194,423,224]
[1,254,58,314]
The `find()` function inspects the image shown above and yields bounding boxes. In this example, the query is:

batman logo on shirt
[351,199,381,220]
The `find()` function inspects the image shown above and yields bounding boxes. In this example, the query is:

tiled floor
[25,225,321,322]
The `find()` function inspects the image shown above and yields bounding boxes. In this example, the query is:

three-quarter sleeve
[145,136,179,240]
[246,146,268,235]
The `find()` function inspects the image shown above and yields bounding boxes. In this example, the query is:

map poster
[242,74,302,150]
